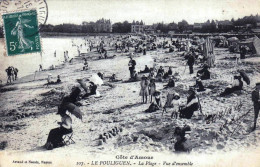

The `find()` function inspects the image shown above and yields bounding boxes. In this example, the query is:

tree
[178,20,189,32]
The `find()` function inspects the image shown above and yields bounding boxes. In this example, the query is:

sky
[25,0,260,25]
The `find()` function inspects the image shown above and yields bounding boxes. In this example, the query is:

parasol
[89,74,104,86]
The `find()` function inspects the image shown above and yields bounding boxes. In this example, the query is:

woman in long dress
[11,15,34,52]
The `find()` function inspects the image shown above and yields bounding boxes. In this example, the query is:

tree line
[0,14,259,37]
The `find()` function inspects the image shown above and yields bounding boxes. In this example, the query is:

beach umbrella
[89,74,104,86]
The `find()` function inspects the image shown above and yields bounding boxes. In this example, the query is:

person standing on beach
[128,56,136,78]
[140,76,149,103]
[39,64,43,71]
[14,68,18,80]
[252,82,260,131]
[5,66,12,84]
[187,54,195,74]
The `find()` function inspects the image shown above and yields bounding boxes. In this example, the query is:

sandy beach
[0,35,260,167]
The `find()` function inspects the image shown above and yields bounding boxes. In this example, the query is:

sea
[0,37,91,81]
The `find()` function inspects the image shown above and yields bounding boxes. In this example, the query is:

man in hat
[187,54,195,74]
[252,82,260,131]
[128,56,136,78]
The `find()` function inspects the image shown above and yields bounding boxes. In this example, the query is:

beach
[0,35,260,161]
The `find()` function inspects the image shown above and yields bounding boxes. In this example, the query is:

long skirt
[47,127,72,148]
[179,103,199,119]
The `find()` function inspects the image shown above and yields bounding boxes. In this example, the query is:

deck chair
[62,133,75,145]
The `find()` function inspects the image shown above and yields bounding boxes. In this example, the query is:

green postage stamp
[2,10,41,56]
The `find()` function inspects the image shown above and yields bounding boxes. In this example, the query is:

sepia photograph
[0,0,260,166]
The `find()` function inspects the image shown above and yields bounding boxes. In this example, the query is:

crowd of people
[2,34,258,153]
[5,66,19,84]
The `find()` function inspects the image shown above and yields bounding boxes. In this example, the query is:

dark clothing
[187,56,195,74]
[179,94,199,119]
[196,80,205,92]
[6,67,12,76]
[187,55,195,66]
[47,127,72,148]
[174,138,192,152]
[240,47,246,59]
[189,65,193,74]
[140,67,150,73]
[129,59,136,78]
[83,84,97,98]
[220,79,243,96]
[164,79,175,88]
[179,103,199,119]
[252,89,260,129]
[144,103,159,113]
[197,68,210,80]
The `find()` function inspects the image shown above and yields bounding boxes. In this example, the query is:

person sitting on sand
[45,109,73,150]
[220,75,243,97]
[81,82,97,98]
[56,75,61,83]
[44,87,83,150]
[197,65,210,80]
[163,67,173,79]
[97,72,104,80]
[128,56,136,78]
[163,76,175,89]
[139,65,150,73]
[44,74,61,86]
[83,59,88,70]
[144,102,160,113]
[129,70,138,82]
[140,76,149,104]
[169,46,174,53]
[194,77,205,92]
[156,66,165,80]
[173,126,192,152]
[179,88,200,119]
[154,91,162,107]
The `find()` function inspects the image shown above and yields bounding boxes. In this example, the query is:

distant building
[82,18,112,33]
[143,25,156,34]
[131,20,145,33]
[216,20,233,30]
[193,23,203,29]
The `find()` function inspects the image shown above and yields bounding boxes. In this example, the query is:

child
[171,93,180,119]
[140,76,149,103]
[149,78,156,102]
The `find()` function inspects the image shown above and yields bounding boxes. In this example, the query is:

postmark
[0,0,48,26]
[2,10,41,56]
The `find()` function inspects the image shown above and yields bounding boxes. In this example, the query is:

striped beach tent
[203,37,215,67]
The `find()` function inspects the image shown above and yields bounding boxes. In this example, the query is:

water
[0,37,89,81]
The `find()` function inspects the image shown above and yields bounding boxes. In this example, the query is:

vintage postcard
[0,0,260,167]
